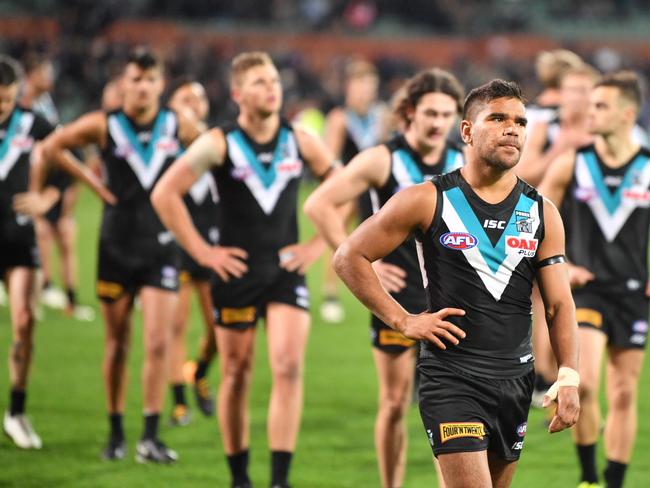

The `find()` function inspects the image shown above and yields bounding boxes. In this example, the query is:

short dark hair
[463,79,526,121]
[169,76,198,96]
[126,47,163,71]
[396,68,464,124]
[0,55,22,86]
[596,70,642,111]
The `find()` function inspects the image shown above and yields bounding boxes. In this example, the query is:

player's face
[465,97,527,170]
[346,74,378,110]
[170,82,209,122]
[560,73,594,116]
[122,64,164,111]
[235,64,282,117]
[587,86,627,136]
[0,83,18,122]
[410,92,458,147]
[102,81,124,112]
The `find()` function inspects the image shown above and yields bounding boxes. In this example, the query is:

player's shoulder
[637,145,650,159]
[432,168,461,191]
[517,176,544,204]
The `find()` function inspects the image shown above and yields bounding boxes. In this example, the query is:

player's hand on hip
[12,189,60,217]
[568,264,595,288]
[201,246,248,282]
[396,308,466,349]
[546,385,580,433]
[372,260,407,293]
[278,241,324,275]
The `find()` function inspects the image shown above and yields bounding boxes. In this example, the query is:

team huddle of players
[0,45,647,488]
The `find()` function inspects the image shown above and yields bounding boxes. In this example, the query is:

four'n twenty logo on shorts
[439,422,485,443]
[439,232,478,251]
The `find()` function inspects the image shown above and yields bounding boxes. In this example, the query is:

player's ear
[460,119,472,145]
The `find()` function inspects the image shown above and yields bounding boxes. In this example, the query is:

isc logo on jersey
[440,232,478,250]
[506,236,538,257]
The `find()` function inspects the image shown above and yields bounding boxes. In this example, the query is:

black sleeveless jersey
[564,144,650,294]
[370,135,464,308]
[212,119,304,272]
[185,171,221,244]
[416,170,545,378]
[0,107,53,241]
[341,104,384,165]
[101,108,181,254]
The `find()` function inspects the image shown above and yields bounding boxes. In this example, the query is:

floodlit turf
[0,185,648,487]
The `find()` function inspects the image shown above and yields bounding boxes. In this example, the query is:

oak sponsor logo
[505,237,538,257]
[575,308,603,328]
[379,329,416,348]
[220,306,257,325]
[439,422,485,443]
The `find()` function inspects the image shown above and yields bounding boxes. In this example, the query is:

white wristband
[544,366,580,402]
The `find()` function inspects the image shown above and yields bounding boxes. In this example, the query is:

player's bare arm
[278,127,341,274]
[176,109,204,148]
[11,142,61,217]
[323,107,347,161]
[151,129,248,282]
[539,149,595,287]
[333,183,466,349]
[304,145,391,249]
[40,111,116,205]
[535,198,581,433]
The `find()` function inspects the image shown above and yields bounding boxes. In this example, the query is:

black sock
[576,443,598,483]
[9,389,26,416]
[195,360,210,381]
[142,413,159,440]
[66,288,77,307]
[271,450,293,485]
[604,460,627,488]
[227,449,250,484]
[109,413,124,442]
[171,384,186,406]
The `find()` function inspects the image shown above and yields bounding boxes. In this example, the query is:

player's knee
[221,356,253,392]
[106,336,129,363]
[145,336,167,362]
[578,381,599,403]
[610,383,636,412]
[272,356,302,385]
[379,396,408,423]
[13,307,35,340]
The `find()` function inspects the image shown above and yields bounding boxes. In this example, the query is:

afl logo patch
[440,232,478,250]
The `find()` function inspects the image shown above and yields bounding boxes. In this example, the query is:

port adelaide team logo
[440,232,478,250]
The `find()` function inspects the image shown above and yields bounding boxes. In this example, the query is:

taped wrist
[544,366,580,402]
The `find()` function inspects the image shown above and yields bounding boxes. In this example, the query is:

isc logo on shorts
[505,237,538,257]
[439,422,485,443]
[440,232,478,250]
[161,266,178,289]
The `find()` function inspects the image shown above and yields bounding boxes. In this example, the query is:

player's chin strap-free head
[544,366,580,402]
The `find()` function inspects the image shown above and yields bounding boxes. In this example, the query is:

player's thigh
[266,303,310,371]
[372,347,415,402]
[194,279,216,330]
[606,346,645,403]
[437,451,492,488]
[100,293,134,340]
[578,326,608,391]
[140,286,178,334]
[215,326,256,376]
[487,451,518,488]
[173,279,192,331]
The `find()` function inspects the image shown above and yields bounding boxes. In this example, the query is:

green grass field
[1,185,649,487]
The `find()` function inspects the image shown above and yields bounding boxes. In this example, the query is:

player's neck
[237,111,280,144]
[404,130,444,164]
[560,108,586,128]
[123,102,159,125]
[19,83,41,108]
[461,159,517,204]
[597,130,639,168]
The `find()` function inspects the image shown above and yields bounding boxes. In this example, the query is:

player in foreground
[539,71,649,488]
[305,67,464,488]
[333,79,580,488]
[41,48,201,463]
[152,52,337,488]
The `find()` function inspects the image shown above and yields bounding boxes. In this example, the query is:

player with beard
[305,68,465,488]
[333,80,580,488]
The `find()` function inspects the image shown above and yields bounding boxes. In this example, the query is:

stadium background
[0,1,649,486]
